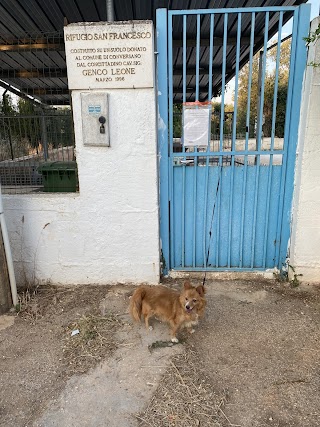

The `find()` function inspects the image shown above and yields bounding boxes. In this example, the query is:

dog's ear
[196,285,205,296]
[184,280,192,290]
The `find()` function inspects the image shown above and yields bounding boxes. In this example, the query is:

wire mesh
[0,32,79,194]
[0,109,77,194]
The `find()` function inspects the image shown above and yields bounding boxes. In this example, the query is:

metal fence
[0,109,77,194]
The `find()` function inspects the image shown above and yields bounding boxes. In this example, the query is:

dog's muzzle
[185,304,193,313]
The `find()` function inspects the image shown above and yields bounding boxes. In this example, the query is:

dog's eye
[192,299,197,303]
[185,297,188,301]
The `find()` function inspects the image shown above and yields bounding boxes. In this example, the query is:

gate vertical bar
[192,14,201,267]
[220,13,228,151]
[215,12,228,267]
[228,12,241,267]
[203,13,214,268]
[157,8,170,275]
[251,12,269,268]
[168,12,175,269]
[262,12,283,267]
[181,14,187,268]
[278,4,311,268]
[195,14,201,101]
[240,12,255,268]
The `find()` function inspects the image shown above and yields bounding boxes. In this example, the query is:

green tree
[236,54,260,137]
[263,39,291,138]
[17,99,42,154]
[211,101,234,137]
[235,39,291,139]
[0,92,16,160]
[1,92,16,115]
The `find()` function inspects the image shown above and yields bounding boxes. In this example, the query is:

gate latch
[180,159,194,165]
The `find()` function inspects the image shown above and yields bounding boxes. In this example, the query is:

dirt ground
[0,278,320,427]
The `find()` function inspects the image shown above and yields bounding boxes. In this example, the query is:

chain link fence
[0,109,77,194]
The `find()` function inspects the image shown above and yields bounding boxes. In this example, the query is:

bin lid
[37,161,77,172]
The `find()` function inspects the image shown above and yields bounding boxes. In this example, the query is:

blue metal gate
[157,5,310,274]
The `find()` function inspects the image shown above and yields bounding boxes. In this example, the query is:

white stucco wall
[2,87,160,286]
[290,17,320,282]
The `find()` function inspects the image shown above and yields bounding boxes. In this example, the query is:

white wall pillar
[290,17,320,282]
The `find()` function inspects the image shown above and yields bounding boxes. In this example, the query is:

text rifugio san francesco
[65,30,151,83]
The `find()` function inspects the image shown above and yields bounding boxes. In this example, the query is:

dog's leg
[144,314,153,331]
[187,327,195,334]
[170,323,179,343]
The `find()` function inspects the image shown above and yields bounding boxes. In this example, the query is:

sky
[218,0,320,104]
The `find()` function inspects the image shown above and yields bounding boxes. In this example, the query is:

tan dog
[129,281,206,342]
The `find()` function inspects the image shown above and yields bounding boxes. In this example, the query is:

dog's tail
[129,286,146,322]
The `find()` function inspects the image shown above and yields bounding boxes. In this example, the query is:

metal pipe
[106,0,115,22]
[0,184,18,307]
[255,50,264,154]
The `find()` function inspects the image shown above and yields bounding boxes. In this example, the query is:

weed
[304,23,320,47]
[273,264,302,287]
[16,283,40,318]
[304,23,320,68]
[288,264,303,288]
[273,268,288,283]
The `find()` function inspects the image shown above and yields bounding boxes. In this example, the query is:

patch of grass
[288,265,303,288]
[63,313,123,375]
[137,347,230,427]
[16,283,41,319]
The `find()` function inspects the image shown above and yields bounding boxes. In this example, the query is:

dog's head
[179,280,206,314]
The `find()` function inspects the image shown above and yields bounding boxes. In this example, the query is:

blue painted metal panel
[173,166,182,267]
[242,167,255,268]
[195,167,206,267]
[230,168,245,267]
[206,167,220,268]
[185,166,195,267]
[171,164,285,269]
[266,166,282,266]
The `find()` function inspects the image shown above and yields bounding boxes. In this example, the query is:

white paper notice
[183,107,210,147]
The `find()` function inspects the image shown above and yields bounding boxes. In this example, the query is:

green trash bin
[37,161,78,193]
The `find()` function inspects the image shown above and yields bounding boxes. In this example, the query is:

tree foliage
[1,92,16,115]
[211,101,234,136]
[235,39,291,138]
[0,95,73,161]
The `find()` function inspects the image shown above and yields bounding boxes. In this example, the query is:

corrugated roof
[0,0,307,105]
